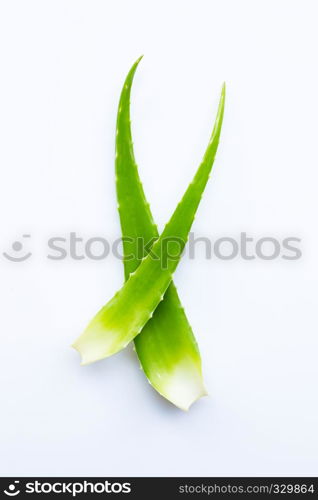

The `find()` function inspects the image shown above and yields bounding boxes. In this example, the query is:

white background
[0,0,317,477]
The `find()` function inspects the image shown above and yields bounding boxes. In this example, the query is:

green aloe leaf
[115,57,206,410]
[73,64,225,382]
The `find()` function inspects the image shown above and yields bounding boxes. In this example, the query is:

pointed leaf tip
[133,55,143,68]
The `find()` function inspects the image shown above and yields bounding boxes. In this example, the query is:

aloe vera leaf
[116,57,206,410]
[72,76,225,367]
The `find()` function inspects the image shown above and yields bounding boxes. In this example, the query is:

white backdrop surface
[0,0,317,477]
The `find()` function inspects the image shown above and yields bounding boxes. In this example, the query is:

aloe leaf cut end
[145,355,208,411]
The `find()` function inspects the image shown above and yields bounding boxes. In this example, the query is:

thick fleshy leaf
[73,67,225,394]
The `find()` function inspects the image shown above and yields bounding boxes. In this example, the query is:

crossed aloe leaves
[73,57,225,410]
